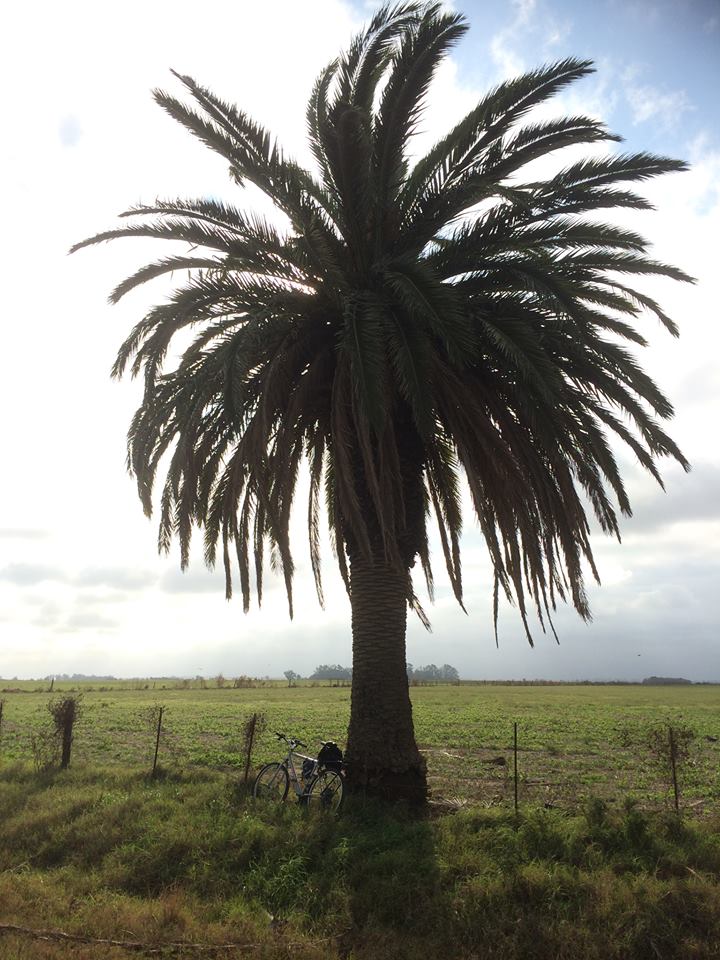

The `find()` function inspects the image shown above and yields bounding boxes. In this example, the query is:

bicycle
[253,732,344,813]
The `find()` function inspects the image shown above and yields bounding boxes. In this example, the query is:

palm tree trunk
[345,555,427,805]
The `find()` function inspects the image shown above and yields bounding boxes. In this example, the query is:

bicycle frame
[279,741,318,797]
[280,739,319,797]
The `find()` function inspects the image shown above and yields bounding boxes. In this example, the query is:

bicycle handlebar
[275,732,307,749]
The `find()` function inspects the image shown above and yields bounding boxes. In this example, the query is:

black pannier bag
[302,758,315,781]
[317,741,343,772]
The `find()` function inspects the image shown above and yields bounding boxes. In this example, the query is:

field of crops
[1,680,719,813]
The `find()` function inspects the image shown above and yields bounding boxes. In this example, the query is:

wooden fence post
[48,696,80,770]
[152,707,164,779]
[241,712,267,784]
[244,713,257,783]
[513,721,519,814]
[668,725,680,814]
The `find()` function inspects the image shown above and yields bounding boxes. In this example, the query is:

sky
[1,0,718,682]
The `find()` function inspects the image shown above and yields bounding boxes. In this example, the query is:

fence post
[48,696,80,769]
[244,713,257,783]
[0,699,4,752]
[152,707,164,779]
[513,721,519,814]
[668,725,680,814]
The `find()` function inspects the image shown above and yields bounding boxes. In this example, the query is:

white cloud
[0,529,49,540]
[625,83,694,129]
[512,0,537,27]
[0,564,66,586]
[58,115,83,148]
[487,0,574,83]
[63,610,119,632]
[74,568,155,591]
[160,567,227,595]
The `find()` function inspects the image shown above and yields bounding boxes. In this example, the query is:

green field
[2,680,719,813]
[2,681,720,958]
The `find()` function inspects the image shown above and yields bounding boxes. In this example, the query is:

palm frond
[71,3,690,644]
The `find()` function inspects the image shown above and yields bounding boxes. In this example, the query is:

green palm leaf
[72,1,691,802]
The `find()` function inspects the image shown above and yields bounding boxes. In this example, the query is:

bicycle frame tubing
[277,737,317,796]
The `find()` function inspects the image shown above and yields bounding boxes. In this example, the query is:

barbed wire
[0,921,340,955]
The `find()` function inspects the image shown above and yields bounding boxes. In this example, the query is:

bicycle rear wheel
[253,763,289,802]
[306,770,344,813]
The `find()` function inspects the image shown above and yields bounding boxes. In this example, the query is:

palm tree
[72,2,690,803]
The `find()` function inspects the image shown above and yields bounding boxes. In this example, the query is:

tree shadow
[338,799,448,958]
[0,763,65,815]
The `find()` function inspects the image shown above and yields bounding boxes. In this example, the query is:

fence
[0,686,717,816]
[422,720,714,816]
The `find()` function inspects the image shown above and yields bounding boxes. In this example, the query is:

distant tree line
[283,667,351,685]
[310,664,353,681]
[642,677,692,686]
[42,674,118,682]
[283,664,461,684]
[407,663,459,683]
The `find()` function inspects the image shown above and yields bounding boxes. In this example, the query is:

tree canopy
[72,3,690,644]
[72,2,690,800]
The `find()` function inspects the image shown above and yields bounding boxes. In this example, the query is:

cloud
[511,0,537,26]
[63,610,119,632]
[58,115,82,147]
[487,0,574,81]
[22,591,123,633]
[0,528,48,540]
[410,529,720,682]
[159,567,226,594]
[30,600,64,629]
[625,82,693,129]
[543,21,572,49]
[74,590,130,607]
[73,567,155,590]
[0,563,155,591]
[487,0,536,77]
[0,563,66,586]
[624,464,720,532]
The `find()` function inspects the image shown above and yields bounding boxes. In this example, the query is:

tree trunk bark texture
[345,556,427,805]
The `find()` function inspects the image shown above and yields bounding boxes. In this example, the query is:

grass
[1,763,719,959]
[1,680,719,813]
[2,682,719,956]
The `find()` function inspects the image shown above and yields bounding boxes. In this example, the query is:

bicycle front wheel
[306,770,344,813]
[253,763,289,802]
